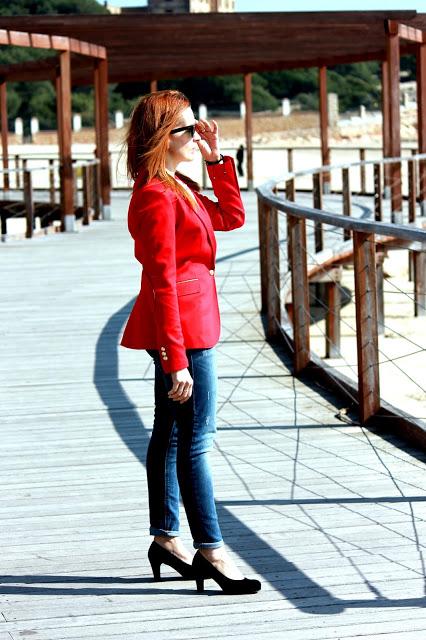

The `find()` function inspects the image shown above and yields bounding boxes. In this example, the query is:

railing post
[23,169,34,239]
[376,250,385,335]
[413,250,426,317]
[287,148,293,173]
[288,214,310,373]
[264,204,281,340]
[82,164,91,225]
[49,158,55,205]
[313,172,324,252]
[257,196,268,314]
[408,157,417,224]
[359,148,366,193]
[93,161,101,220]
[286,178,295,272]
[374,163,383,222]
[342,167,351,241]
[353,231,380,423]
[325,273,341,358]
[15,154,20,189]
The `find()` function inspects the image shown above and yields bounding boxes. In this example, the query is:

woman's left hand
[195,119,221,163]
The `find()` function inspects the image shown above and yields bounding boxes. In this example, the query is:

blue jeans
[146,347,224,549]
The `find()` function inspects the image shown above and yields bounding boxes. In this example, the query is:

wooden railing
[256,152,426,446]
[0,157,101,240]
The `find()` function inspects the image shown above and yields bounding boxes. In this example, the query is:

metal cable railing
[257,152,426,446]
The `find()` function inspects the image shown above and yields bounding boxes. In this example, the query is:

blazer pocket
[176,278,200,296]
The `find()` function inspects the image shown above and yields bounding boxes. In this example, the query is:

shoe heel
[149,558,161,581]
[196,577,205,593]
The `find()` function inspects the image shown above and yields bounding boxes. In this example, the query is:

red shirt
[120,155,245,373]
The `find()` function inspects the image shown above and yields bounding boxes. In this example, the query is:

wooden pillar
[319,66,330,193]
[0,80,9,191]
[257,196,268,314]
[417,44,426,216]
[381,60,391,199]
[288,215,310,373]
[385,22,402,221]
[56,51,74,232]
[94,58,111,218]
[313,172,324,251]
[376,251,385,335]
[342,167,351,241]
[244,73,253,190]
[150,79,158,93]
[353,231,380,423]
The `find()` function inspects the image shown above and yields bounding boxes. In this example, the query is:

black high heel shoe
[148,541,195,581]
[192,550,261,594]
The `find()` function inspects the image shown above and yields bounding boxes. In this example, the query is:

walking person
[236,144,244,177]
[121,90,261,595]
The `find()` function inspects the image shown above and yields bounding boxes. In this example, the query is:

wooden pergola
[0,27,110,231]
[1,11,426,211]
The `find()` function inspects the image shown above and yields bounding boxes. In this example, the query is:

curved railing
[256,151,426,448]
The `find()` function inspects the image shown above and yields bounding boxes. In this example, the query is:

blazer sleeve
[131,187,189,374]
[196,155,245,231]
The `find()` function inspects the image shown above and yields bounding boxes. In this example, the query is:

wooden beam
[319,65,330,192]
[398,23,424,44]
[56,50,74,231]
[417,43,426,215]
[0,80,9,191]
[244,73,253,190]
[94,58,111,216]
[386,22,402,221]
[353,231,380,423]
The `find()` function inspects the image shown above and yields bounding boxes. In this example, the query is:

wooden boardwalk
[1,191,426,639]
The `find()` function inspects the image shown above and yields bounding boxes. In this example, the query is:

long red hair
[126,90,199,203]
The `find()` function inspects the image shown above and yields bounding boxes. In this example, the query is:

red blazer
[120,155,245,373]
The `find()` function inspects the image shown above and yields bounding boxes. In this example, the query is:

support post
[0,80,9,191]
[342,167,351,241]
[374,163,383,221]
[287,148,293,173]
[56,51,74,232]
[244,73,253,190]
[413,251,426,317]
[353,231,380,423]
[288,215,310,373]
[82,164,91,225]
[150,79,158,93]
[319,66,330,193]
[385,22,402,222]
[49,158,55,205]
[313,172,324,251]
[94,58,111,219]
[417,43,426,215]
[23,169,34,239]
[325,279,341,358]
[286,178,295,272]
[381,60,391,199]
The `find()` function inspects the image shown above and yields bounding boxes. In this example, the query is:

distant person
[121,90,261,596]
[236,144,244,177]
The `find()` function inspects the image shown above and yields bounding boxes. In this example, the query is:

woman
[121,90,261,595]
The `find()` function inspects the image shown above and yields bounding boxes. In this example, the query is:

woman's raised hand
[195,119,221,163]
[169,368,193,404]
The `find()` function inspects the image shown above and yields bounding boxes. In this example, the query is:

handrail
[256,151,426,448]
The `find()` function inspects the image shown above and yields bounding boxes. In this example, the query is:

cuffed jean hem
[193,540,224,550]
[150,527,180,537]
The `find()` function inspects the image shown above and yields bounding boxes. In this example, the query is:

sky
[98,0,426,10]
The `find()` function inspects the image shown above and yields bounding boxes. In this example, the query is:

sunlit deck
[0,192,425,639]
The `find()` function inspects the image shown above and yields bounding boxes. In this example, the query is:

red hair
[126,89,199,203]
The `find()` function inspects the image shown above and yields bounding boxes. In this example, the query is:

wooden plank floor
[0,191,426,639]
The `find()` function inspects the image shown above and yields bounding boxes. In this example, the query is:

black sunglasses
[170,124,196,137]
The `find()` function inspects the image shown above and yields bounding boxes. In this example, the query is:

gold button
[209,269,215,276]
